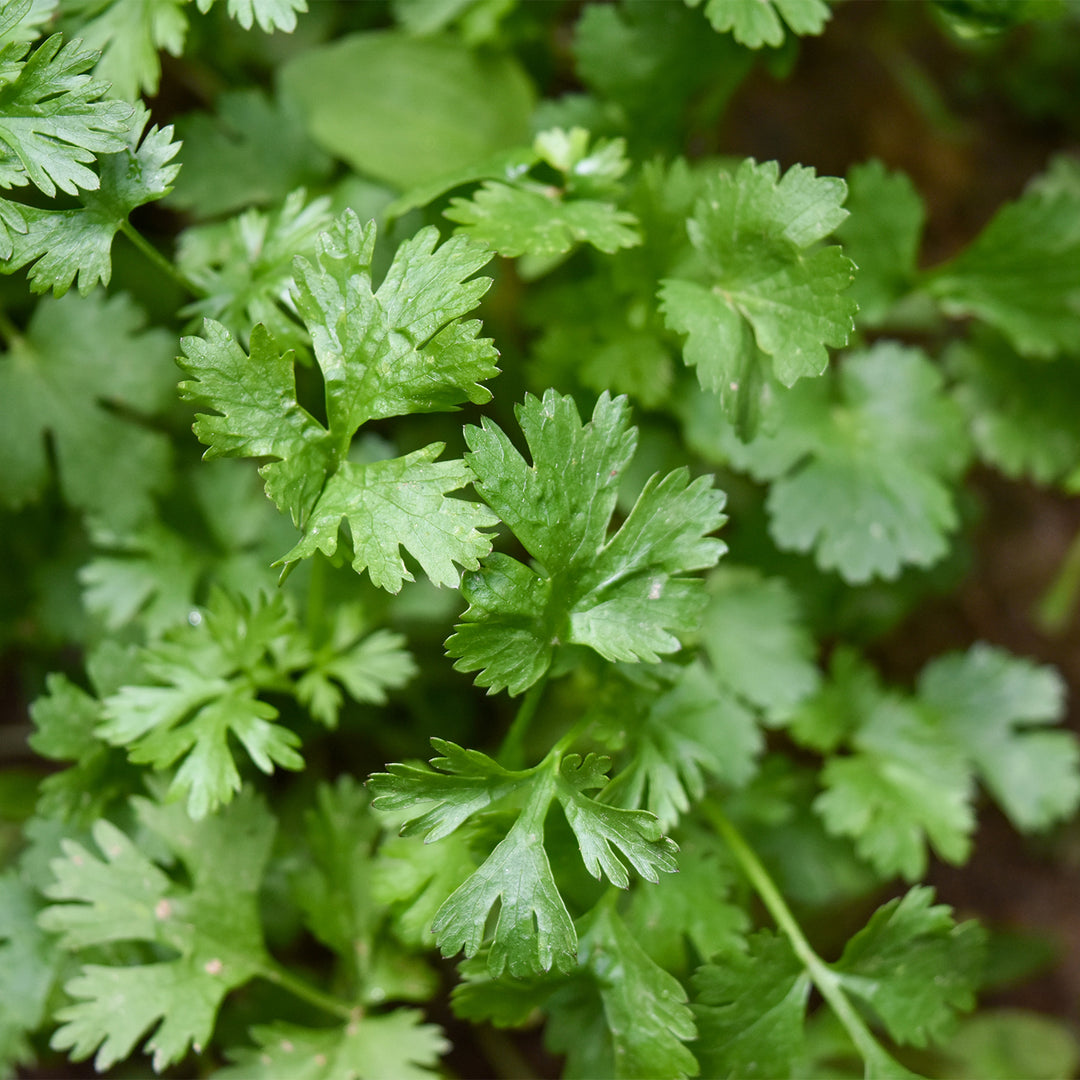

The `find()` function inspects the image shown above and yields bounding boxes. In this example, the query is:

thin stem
[260,961,355,1022]
[306,551,328,645]
[119,220,202,297]
[1036,526,1080,635]
[498,672,550,770]
[703,802,902,1074]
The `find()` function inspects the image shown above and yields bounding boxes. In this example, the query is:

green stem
[1036,526,1080,635]
[704,802,900,1074]
[498,672,550,770]
[119,220,202,297]
[260,961,355,1022]
[306,551,328,645]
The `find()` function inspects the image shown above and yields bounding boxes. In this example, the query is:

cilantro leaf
[38,791,275,1072]
[596,664,761,829]
[177,188,333,346]
[692,931,811,1079]
[218,1013,448,1080]
[60,0,188,100]
[927,179,1080,357]
[836,159,926,325]
[195,0,308,34]
[686,0,830,47]
[725,342,971,582]
[6,109,180,296]
[699,566,820,723]
[802,651,975,880]
[443,128,641,258]
[660,159,855,429]
[369,739,678,976]
[0,291,176,529]
[0,30,133,195]
[947,333,1080,485]
[447,390,727,694]
[179,213,501,592]
[546,904,698,1080]
[167,88,334,218]
[834,887,985,1047]
[918,644,1080,832]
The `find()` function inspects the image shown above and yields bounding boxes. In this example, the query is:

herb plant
[2,0,1080,1077]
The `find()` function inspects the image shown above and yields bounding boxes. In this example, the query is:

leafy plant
[2,0,1080,1077]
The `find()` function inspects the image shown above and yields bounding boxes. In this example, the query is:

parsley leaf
[725,342,971,582]
[834,887,985,1048]
[6,108,180,296]
[692,931,811,1079]
[0,30,133,195]
[195,0,308,34]
[660,159,856,428]
[927,178,1080,357]
[447,390,727,694]
[444,128,641,258]
[918,643,1080,832]
[179,213,501,592]
[218,1013,448,1080]
[38,791,275,1072]
[795,650,974,880]
[836,159,926,325]
[687,0,830,47]
[0,291,177,529]
[546,904,699,1080]
[369,739,678,976]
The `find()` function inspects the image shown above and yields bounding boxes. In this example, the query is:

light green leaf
[0,291,176,529]
[280,30,534,190]
[218,1013,448,1080]
[918,643,1080,832]
[195,0,307,33]
[688,0,830,47]
[927,180,1080,357]
[39,791,275,1072]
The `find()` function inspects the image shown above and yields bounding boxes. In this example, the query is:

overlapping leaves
[178,212,500,592]
[369,739,678,977]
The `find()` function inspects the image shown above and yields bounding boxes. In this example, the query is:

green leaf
[687,0,831,47]
[947,333,1080,484]
[660,159,855,427]
[177,188,333,346]
[60,0,188,100]
[547,904,698,1080]
[918,643,1080,832]
[809,652,975,880]
[726,342,971,582]
[0,871,62,1073]
[692,931,811,1079]
[0,291,176,529]
[836,160,926,325]
[0,30,134,194]
[280,30,534,190]
[447,390,727,694]
[699,566,820,722]
[38,791,275,1072]
[939,1009,1080,1080]
[927,179,1080,357]
[445,179,641,257]
[218,1013,448,1080]
[6,109,180,296]
[95,589,305,819]
[179,214,501,591]
[195,0,308,34]
[834,887,985,1047]
[167,88,334,218]
[369,740,678,976]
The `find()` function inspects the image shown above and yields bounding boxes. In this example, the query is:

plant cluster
[1,0,1080,1077]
